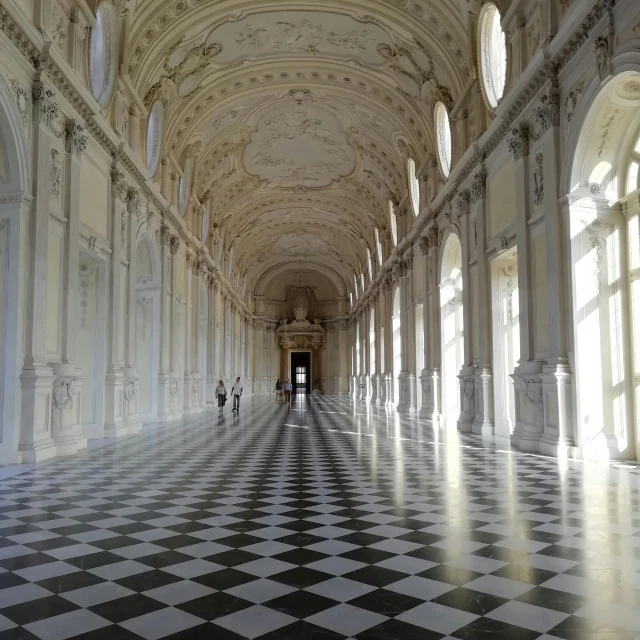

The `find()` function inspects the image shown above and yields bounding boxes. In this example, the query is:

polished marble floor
[1,396,640,639]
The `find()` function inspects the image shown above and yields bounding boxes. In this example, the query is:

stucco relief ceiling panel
[242,105,356,187]
[209,11,391,64]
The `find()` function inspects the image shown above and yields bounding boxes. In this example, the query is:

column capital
[508,124,529,161]
[64,122,88,156]
[111,170,129,203]
[419,235,429,257]
[32,85,58,128]
[126,187,141,218]
[455,190,470,218]
[470,172,487,203]
[169,234,180,255]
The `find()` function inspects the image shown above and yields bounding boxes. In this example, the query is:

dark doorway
[291,352,311,395]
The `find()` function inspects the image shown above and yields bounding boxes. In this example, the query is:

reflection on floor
[1,396,640,639]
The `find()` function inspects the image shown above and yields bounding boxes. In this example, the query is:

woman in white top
[216,380,226,413]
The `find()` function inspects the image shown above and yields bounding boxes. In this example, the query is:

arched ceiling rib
[125,0,470,302]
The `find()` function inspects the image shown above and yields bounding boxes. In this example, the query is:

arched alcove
[0,75,30,464]
[564,70,640,460]
[135,232,161,422]
[440,232,464,426]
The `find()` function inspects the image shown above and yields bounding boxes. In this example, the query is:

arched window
[367,248,373,280]
[375,228,383,265]
[360,272,366,293]
[201,204,209,246]
[179,159,192,217]
[389,200,398,247]
[627,133,640,194]
[478,3,507,109]
[354,273,359,299]
[145,101,163,177]
[435,102,452,177]
[408,158,420,216]
[90,2,118,108]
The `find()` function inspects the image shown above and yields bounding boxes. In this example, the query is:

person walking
[274,378,283,404]
[231,377,243,412]
[216,380,226,413]
[283,379,292,404]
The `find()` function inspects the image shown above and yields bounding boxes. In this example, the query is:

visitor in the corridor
[274,378,283,403]
[216,380,226,413]
[231,377,243,412]
[284,379,292,404]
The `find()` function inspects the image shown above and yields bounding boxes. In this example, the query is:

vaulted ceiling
[123,0,471,301]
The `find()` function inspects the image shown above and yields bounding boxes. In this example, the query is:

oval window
[435,102,452,177]
[145,101,163,177]
[479,3,507,109]
[90,1,118,108]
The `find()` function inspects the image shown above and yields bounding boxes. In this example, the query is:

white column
[398,249,417,414]
[103,169,127,438]
[465,182,495,437]
[19,87,58,461]
[457,202,476,432]
[157,224,175,421]
[183,253,199,414]
[123,187,142,433]
[206,276,217,405]
[49,122,89,454]
[509,127,545,450]
[535,92,574,456]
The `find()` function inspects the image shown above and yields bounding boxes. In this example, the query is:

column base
[457,366,476,432]
[18,362,57,462]
[397,372,417,414]
[183,373,204,415]
[50,362,87,456]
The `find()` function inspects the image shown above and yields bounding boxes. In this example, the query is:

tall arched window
[179,158,192,217]
[478,3,507,109]
[360,272,365,293]
[389,200,398,247]
[627,133,640,194]
[408,158,420,216]
[375,228,383,265]
[367,248,373,280]
[435,102,452,178]
[354,273,359,300]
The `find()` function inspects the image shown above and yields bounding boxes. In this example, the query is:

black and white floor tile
[1,396,640,639]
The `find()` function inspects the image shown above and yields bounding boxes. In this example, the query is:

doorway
[291,351,311,395]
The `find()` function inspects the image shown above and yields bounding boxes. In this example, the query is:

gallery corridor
[1,397,639,639]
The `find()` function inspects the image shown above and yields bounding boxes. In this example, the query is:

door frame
[289,349,312,394]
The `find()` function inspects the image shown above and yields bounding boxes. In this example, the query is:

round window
[89,1,118,108]
[479,3,507,109]
[435,102,452,178]
[179,160,191,217]
[408,158,420,216]
[145,101,163,177]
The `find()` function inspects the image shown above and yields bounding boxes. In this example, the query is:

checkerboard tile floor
[2,396,640,639]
